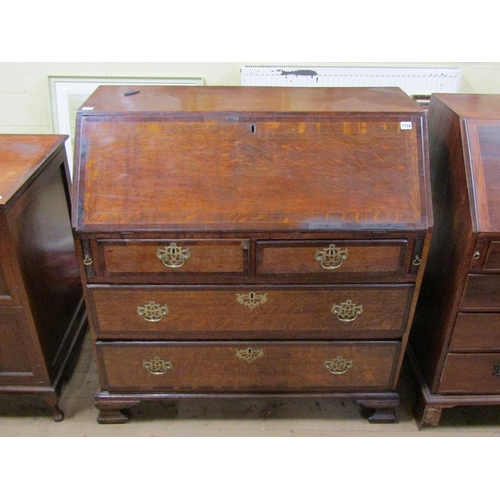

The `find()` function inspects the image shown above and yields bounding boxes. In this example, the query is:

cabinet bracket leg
[357,398,399,424]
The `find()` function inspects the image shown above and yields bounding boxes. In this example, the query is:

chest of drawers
[72,85,432,424]
[0,135,86,420]
[410,93,500,427]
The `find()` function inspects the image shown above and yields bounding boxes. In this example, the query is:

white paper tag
[400,121,412,130]
[82,106,94,110]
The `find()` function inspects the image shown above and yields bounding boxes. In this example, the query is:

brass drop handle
[315,244,348,270]
[412,255,421,266]
[83,256,93,266]
[143,357,172,375]
[157,242,191,268]
[332,299,363,322]
[473,251,481,260]
[324,356,353,375]
[137,301,169,322]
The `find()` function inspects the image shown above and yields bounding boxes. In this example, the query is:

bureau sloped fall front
[71,86,432,424]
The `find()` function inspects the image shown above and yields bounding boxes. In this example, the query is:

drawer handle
[137,301,169,322]
[236,291,268,309]
[236,347,264,363]
[412,255,421,266]
[332,299,363,322]
[143,357,173,375]
[156,243,191,268]
[493,363,500,376]
[315,244,348,270]
[83,256,93,266]
[324,356,353,375]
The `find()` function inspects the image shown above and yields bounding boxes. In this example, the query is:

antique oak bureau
[71,85,432,424]
[0,135,86,420]
[410,94,500,427]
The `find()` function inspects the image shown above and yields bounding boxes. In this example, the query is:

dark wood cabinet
[409,93,500,427]
[72,86,432,424]
[0,135,87,420]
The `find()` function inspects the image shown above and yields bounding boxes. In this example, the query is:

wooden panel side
[409,95,475,392]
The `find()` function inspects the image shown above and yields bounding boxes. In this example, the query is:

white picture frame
[49,76,205,176]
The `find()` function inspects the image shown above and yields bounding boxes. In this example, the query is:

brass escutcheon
[324,356,353,375]
[143,356,173,375]
[156,242,191,268]
[315,244,348,270]
[236,347,264,363]
[332,299,363,322]
[137,301,169,322]
[236,291,268,309]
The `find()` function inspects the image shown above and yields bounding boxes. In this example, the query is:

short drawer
[461,275,500,310]
[96,341,400,392]
[0,264,8,297]
[450,313,500,351]
[256,240,407,278]
[89,285,414,340]
[94,239,250,277]
[483,241,500,271]
[439,353,500,394]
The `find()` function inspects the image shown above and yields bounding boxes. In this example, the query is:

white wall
[1,62,500,134]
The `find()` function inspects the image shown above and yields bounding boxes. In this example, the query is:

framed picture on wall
[49,76,205,177]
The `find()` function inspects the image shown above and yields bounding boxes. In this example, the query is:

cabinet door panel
[0,308,37,385]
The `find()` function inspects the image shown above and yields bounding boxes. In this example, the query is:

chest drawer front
[257,240,407,278]
[439,353,500,394]
[96,239,249,277]
[450,313,500,350]
[0,263,8,298]
[461,275,500,310]
[483,241,500,271]
[97,341,399,392]
[90,285,413,340]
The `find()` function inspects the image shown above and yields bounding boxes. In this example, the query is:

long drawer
[461,275,500,310]
[89,285,414,340]
[439,353,500,394]
[449,313,500,351]
[97,341,400,392]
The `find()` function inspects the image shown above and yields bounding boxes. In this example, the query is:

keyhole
[251,124,256,133]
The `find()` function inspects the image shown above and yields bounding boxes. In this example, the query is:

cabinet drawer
[257,240,407,278]
[439,353,500,394]
[0,263,8,298]
[461,275,500,310]
[97,341,399,392]
[89,285,413,340]
[483,241,500,271]
[95,239,249,277]
[450,313,500,350]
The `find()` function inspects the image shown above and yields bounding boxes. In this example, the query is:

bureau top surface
[78,85,422,114]
[73,86,431,233]
[432,94,500,233]
[0,134,66,211]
